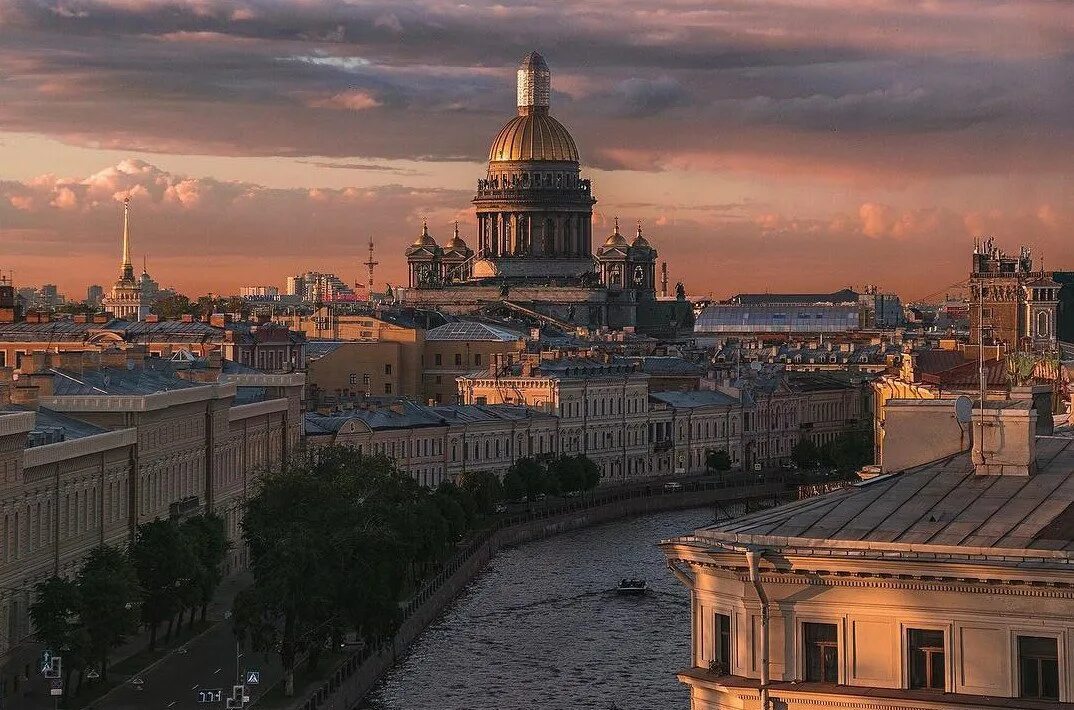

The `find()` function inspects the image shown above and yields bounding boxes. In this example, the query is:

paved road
[100,617,282,710]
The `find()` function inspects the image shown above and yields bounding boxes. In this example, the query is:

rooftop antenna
[974,275,987,467]
[363,237,378,301]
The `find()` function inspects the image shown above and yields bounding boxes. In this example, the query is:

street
[98,617,282,710]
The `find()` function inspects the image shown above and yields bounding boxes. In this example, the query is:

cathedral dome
[445,221,470,252]
[630,222,651,250]
[487,51,579,163]
[603,218,628,247]
[488,113,579,163]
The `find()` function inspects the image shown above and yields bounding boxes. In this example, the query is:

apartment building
[0,350,302,673]
[661,395,1074,709]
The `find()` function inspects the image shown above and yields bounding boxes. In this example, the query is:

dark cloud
[615,77,692,116]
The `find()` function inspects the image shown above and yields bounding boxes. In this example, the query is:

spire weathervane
[121,196,134,281]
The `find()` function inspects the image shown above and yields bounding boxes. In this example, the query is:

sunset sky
[0,0,1071,301]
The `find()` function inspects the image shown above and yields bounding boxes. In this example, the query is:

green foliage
[504,454,599,500]
[705,449,732,472]
[130,518,199,648]
[791,438,821,469]
[182,513,230,620]
[30,576,88,689]
[77,546,140,682]
[151,293,195,319]
[459,470,503,515]
[236,447,451,695]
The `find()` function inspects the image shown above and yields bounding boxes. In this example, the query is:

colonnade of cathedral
[476,211,592,258]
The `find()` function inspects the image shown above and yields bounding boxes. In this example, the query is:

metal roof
[649,390,740,408]
[425,321,524,342]
[699,436,1074,553]
[49,361,204,396]
[2,405,108,444]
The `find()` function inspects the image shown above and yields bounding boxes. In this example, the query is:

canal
[360,508,712,710]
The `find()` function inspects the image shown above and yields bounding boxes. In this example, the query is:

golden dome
[602,217,628,247]
[488,111,579,163]
[631,221,651,249]
[410,219,438,248]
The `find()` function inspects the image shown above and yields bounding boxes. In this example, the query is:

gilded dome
[488,111,579,163]
[445,221,469,251]
[602,217,628,247]
[408,219,438,250]
[630,221,651,249]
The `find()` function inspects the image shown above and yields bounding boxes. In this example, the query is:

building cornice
[229,399,289,422]
[40,382,235,413]
[0,411,35,438]
[24,428,137,468]
[222,372,305,387]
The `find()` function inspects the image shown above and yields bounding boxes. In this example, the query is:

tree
[504,457,546,501]
[30,577,88,697]
[77,546,140,684]
[576,455,600,491]
[546,455,580,493]
[152,293,194,319]
[459,470,503,515]
[706,449,732,473]
[130,519,199,649]
[792,438,821,470]
[182,514,230,625]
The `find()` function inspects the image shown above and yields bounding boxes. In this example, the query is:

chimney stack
[972,399,1037,476]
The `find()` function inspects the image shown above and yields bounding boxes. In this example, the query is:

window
[349,373,358,385]
[362,373,371,385]
[474,354,482,366]
[384,363,392,375]
[713,613,731,674]
[803,623,838,683]
[455,353,462,366]
[434,353,442,365]
[476,396,487,405]
[384,383,392,394]
[908,629,945,690]
[1019,636,1059,700]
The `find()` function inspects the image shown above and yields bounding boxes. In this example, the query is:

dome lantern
[517,51,550,114]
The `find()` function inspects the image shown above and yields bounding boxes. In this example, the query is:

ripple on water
[360,508,713,710]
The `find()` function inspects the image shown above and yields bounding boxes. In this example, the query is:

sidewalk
[4,574,250,710]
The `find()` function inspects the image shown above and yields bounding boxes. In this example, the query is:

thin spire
[636,220,643,238]
[421,216,429,237]
[613,216,620,235]
[454,220,459,239]
[121,196,134,280]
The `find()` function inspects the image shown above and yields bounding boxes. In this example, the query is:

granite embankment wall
[283,481,784,710]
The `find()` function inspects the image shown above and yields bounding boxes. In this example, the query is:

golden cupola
[487,51,579,163]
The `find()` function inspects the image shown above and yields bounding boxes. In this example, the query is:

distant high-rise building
[239,286,280,298]
[285,275,303,298]
[40,284,62,309]
[86,284,104,308]
[286,272,355,303]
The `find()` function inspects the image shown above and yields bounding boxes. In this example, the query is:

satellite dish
[955,395,973,423]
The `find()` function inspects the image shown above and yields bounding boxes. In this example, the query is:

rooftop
[425,321,524,342]
[305,399,553,434]
[1,405,108,444]
[48,361,204,396]
[650,390,740,408]
[692,436,1074,559]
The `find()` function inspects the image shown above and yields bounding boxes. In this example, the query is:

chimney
[92,313,109,324]
[145,314,160,323]
[209,313,231,327]
[181,314,195,323]
[73,314,88,324]
[880,399,971,474]
[972,400,1037,476]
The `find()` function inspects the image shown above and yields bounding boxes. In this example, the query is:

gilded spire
[613,216,620,235]
[517,51,550,114]
[121,197,134,281]
[636,220,643,238]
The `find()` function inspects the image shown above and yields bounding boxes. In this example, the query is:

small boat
[616,578,647,595]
